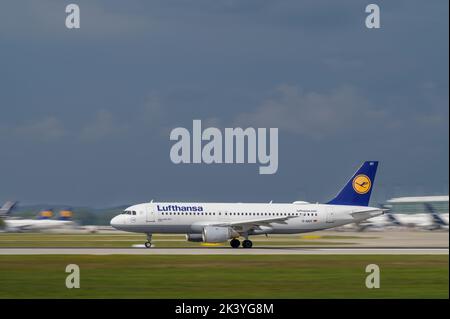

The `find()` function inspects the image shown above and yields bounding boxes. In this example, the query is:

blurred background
[0,1,448,215]
[0,2,448,300]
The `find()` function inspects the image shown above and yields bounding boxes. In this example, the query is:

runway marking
[0,247,447,255]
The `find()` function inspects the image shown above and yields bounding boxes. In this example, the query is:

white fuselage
[110,202,383,235]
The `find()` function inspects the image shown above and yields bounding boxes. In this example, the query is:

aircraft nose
[110,215,122,229]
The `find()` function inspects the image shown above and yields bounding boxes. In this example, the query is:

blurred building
[386,196,449,214]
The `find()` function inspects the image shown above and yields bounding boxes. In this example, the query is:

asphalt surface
[0,230,447,255]
[0,247,447,255]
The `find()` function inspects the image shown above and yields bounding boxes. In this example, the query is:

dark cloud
[235,85,387,139]
[0,0,448,206]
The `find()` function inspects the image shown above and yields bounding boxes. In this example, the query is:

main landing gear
[229,238,253,248]
[144,233,153,248]
[242,239,253,248]
[230,238,240,248]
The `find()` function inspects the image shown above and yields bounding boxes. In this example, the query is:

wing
[212,215,296,232]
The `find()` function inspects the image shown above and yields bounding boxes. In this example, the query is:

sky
[0,0,448,207]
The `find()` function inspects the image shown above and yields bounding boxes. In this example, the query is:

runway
[0,247,447,255]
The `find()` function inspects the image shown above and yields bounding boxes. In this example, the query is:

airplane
[354,203,449,231]
[2,208,76,232]
[111,161,385,248]
[373,203,449,230]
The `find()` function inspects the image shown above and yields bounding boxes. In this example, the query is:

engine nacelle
[202,226,236,243]
[186,233,203,242]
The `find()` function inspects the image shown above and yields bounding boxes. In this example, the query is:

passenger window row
[159,212,318,217]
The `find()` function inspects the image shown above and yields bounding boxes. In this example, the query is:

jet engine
[186,233,203,242]
[202,226,236,243]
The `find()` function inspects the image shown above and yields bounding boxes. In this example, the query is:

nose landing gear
[144,233,153,248]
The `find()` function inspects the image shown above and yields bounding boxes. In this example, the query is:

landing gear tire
[230,238,241,248]
[242,239,253,248]
[145,233,153,248]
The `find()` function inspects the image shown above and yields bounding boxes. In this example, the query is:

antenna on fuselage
[269,200,273,204]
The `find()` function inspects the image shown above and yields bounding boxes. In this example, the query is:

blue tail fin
[425,203,447,226]
[58,209,73,221]
[0,201,17,216]
[37,209,53,220]
[327,161,378,206]
[386,211,401,226]
[424,203,437,214]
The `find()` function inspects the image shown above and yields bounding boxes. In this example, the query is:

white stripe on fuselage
[111,202,382,235]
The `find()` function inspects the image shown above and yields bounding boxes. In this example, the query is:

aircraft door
[326,208,335,223]
[146,205,155,222]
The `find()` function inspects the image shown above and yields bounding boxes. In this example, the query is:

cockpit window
[121,210,138,215]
